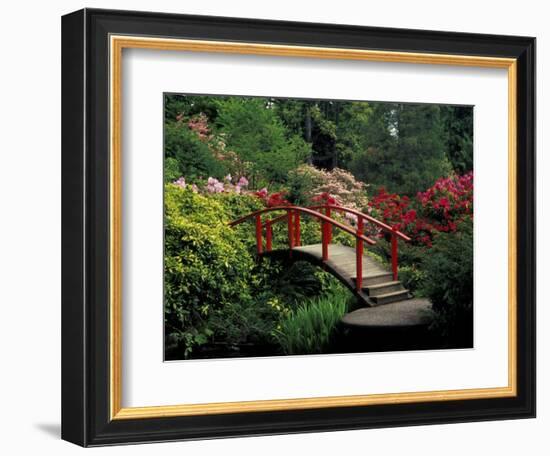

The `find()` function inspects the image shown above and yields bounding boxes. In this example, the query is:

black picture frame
[62,8,535,447]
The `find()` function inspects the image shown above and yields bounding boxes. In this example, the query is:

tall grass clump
[274,284,350,355]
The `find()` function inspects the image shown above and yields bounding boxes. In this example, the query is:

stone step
[370,289,410,306]
[352,272,394,287]
[341,298,432,328]
[364,281,404,297]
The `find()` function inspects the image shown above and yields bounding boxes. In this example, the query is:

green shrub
[164,185,279,358]
[262,261,326,305]
[209,192,265,254]
[164,157,182,183]
[371,238,428,268]
[420,219,473,347]
[274,282,350,355]
[215,97,310,184]
[398,265,426,294]
[164,121,228,180]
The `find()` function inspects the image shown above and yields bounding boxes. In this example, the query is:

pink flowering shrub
[183,113,253,179]
[173,176,186,189]
[173,174,250,196]
[207,177,225,193]
[186,113,210,140]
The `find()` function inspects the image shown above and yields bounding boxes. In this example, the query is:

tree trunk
[305,106,312,164]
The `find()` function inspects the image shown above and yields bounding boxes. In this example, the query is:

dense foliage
[421,220,474,347]
[164,95,472,194]
[164,184,354,359]
[164,185,265,358]
[348,104,453,195]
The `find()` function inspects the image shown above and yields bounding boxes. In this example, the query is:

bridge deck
[263,243,392,306]
[262,243,431,329]
[293,243,386,280]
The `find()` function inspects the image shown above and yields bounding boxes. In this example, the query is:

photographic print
[163,94,474,361]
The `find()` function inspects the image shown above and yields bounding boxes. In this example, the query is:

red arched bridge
[230,204,414,308]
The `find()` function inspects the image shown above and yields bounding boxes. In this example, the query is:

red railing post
[294,210,301,246]
[391,226,398,280]
[356,217,364,291]
[322,219,328,261]
[230,206,385,263]
[325,206,332,243]
[255,214,263,255]
[287,209,294,255]
[266,221,273,252]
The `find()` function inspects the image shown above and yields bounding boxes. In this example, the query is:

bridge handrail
[307,204,411,241]
[229,204,411,290]
[257,205,411,242]
[229,205,376,246]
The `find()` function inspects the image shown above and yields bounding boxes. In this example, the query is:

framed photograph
[61,8,535,446]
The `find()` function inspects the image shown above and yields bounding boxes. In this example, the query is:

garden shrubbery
[421,219,474,347]
[164,185,261,358]
[164,184,351,359]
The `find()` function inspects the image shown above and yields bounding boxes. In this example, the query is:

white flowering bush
[287,164,369,211]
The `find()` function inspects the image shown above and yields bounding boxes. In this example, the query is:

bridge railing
[308,205,411,283]
[229,204,409,291]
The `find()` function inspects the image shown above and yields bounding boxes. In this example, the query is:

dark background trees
[164,94,473,196]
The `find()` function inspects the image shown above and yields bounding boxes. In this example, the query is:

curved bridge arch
[230,204,412,307]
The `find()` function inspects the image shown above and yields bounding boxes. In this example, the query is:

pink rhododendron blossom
[237,176,249,187]
[187,113,210,140]
[173,177,186,189]
[206,177,224,193]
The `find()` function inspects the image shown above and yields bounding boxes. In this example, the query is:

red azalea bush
[417,171,473,232]
[369,172,473,247]
[311,192,339,206]
[254,188,290,207]
[368,189,432,245]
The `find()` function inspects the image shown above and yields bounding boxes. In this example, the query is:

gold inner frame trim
[109,35,518,421]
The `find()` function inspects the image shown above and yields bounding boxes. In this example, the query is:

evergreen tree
[440,105,474,173]
[215,97,310,184]
[349,103,452,196]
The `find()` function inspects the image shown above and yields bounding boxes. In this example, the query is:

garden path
[264,243,432,330]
